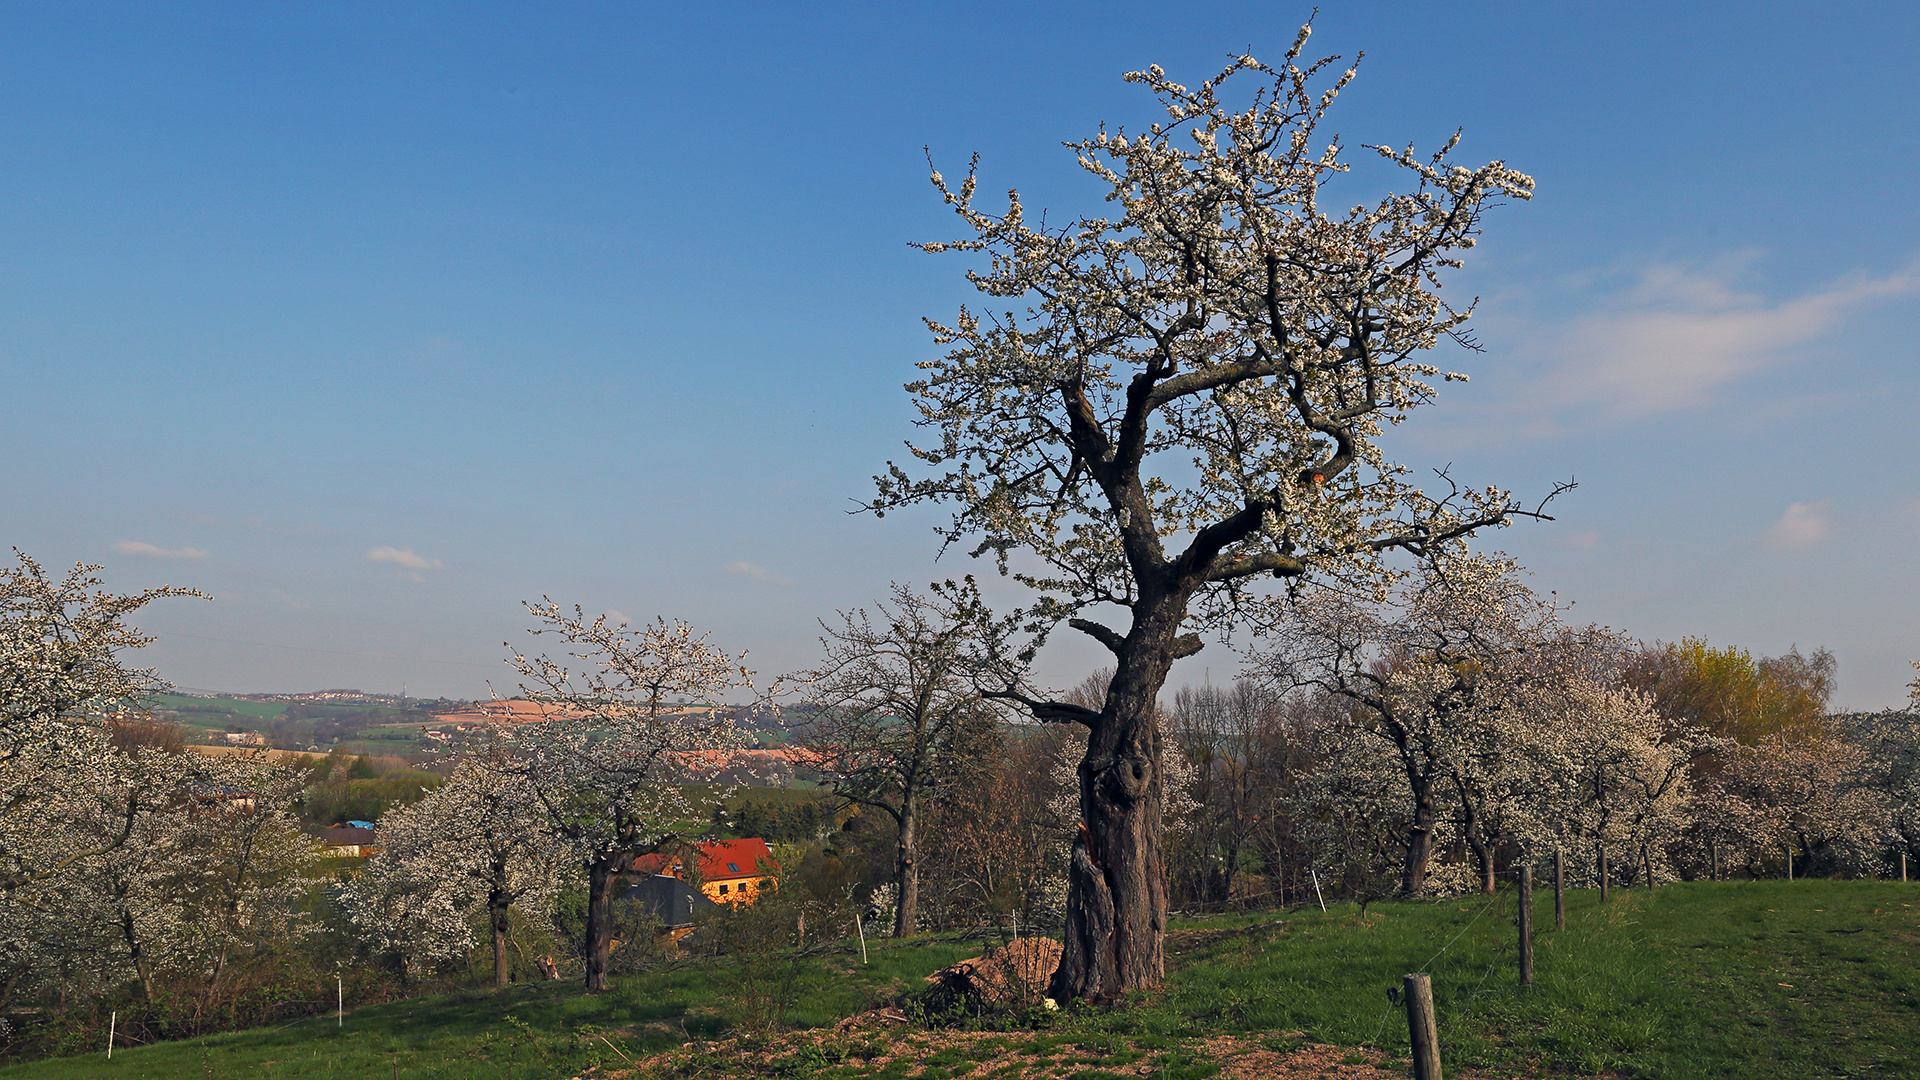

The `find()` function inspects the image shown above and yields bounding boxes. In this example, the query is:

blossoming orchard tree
[869,26,1556,999]
[1259,554,1576,894]
[503,606,750,993]
[1514,673,1703,888]
[0,553,322,1020]
[1,553,205,902]
[343,749,560,986]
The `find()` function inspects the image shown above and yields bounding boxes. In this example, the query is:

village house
[631,838,776,905]
[317,823,379,858]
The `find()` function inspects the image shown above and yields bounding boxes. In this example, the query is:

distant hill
[142,692,456,758]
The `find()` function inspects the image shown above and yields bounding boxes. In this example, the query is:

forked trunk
[1049,611,1174,1002]
[119,909,153,1000]
[489,888,512,988]
[583,854,621,993]
[893,795,919,938]
[1457,779,1495,895]
[1400,779,1437,895]
[1471,838,1495,895]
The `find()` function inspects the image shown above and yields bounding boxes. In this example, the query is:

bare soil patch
[607,1027,1523,1079]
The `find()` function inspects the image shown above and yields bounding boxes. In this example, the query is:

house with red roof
[632,838,777,906]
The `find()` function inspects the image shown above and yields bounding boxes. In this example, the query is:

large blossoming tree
[871,26,1555,998]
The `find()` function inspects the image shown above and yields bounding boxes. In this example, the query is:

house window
[718,883,730,894]
[726,862,740,874]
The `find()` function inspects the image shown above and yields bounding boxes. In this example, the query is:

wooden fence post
[1902,851,1908,883]
[1598,843,1608,902]
[1553,847,1565,931]
[1404,972,1442,1080]
[1786,846,1793,882]
[1643,844,1654,891]
[1518,864,1534,988]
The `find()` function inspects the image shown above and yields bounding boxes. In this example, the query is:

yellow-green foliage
[303,769,443,825]
[1635,636,1834,745]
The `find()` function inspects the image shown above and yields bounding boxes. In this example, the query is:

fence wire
[1361,867,1525,1049]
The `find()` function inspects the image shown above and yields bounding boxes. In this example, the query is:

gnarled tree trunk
[1402,780,1437,896]
[1048,607,1178,1002]
[489,883,512,988]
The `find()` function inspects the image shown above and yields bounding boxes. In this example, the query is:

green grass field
[148,693,290,729]
[145,693,437,754]
[8,880,1917,1079]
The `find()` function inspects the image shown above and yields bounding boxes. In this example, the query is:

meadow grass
[7,880,1916,1078]
[1090,878,1920,1077]
[146,693,289,730]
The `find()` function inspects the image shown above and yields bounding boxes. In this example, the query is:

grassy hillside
[145,693,434,755]
[7,880,1916,1079]
[147,693,289,730]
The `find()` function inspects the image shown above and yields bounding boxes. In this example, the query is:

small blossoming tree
[503,606,750,993]
[791,578,1020,938]
[342,748,561,986]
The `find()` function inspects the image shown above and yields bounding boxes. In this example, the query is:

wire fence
[1361,885,1503,1049]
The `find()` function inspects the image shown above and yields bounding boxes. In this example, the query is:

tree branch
[1069,618,1125,656]
[981,684,1100,728]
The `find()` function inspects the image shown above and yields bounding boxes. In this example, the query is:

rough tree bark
[1457,776,1496,895]
[1402,774,1438,896]
[1051,609,1180,999]
[583,854,621,994]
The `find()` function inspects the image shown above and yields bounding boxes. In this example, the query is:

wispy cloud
[1470,258,1917,437]
[115,540,208,559]
[1763,501,1830,550]
[1560,530,1601,551]
[367,547,443,571]
[724,560,792,586]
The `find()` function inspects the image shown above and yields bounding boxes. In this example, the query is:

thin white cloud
[603,609,632,627]
[1560,530,1601,551]
[1478,259,1918,435]
[724,560,792,586]
[115,541,208,559]
[367,547,443,571]
[1763,501,1830,550]
[1557,262,1913,417]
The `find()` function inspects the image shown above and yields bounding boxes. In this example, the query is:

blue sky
[3,1,1916,707]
